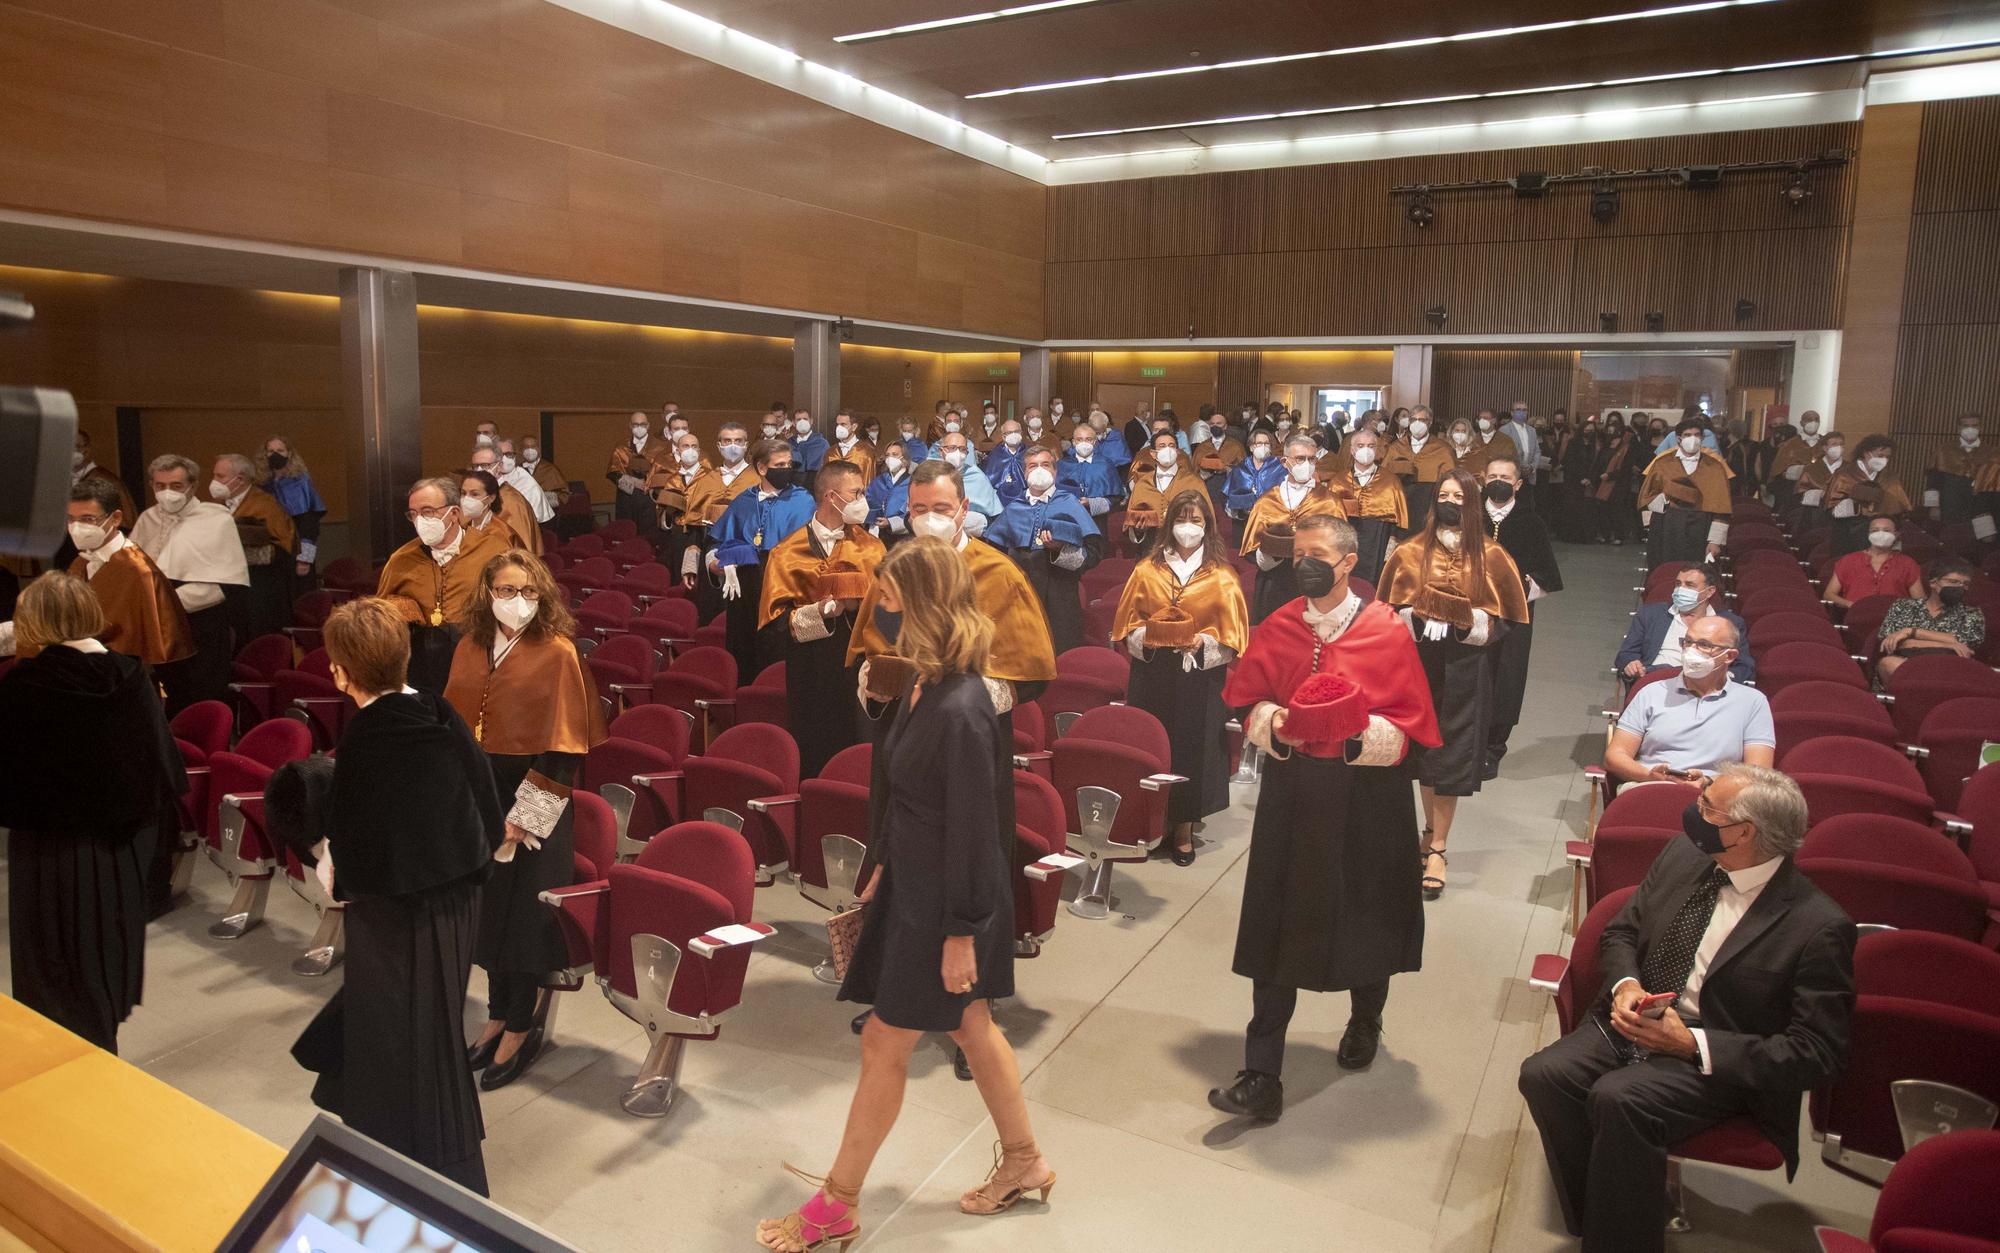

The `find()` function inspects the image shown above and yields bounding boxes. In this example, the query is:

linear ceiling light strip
[834,0,1115,44]
[1050,38,2000,141]
[969,0,1783,98]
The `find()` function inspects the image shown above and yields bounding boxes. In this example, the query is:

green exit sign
[1139,366,1166,378]
[986,366,1011,377]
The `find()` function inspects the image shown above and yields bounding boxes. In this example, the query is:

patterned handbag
[825,906,865,979]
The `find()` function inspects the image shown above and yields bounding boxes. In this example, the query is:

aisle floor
[1,542,1883,1250]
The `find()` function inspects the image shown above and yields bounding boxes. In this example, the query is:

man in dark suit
[1614,565,1754,684]
[1518,764,1854,1253]
[1480,455,1563,776]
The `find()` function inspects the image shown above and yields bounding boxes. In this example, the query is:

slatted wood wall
[1430,351,1576,426]
[1891,96,2000,475]
[1046,124,1858,339]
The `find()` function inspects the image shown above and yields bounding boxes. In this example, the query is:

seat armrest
[222,790,267,810]
[607,682,649,708]
[1225,719,1243,733]
[745,793,801,814]
[1904,744,1929,760]
[579,585,609,598]
[1140,772,1190,792]
[183,765,210,781]
[1876,692,1895,705]
[1938,811,1972,839]
[539,883,611,905]
[1025,852,1085,882]
[592,626,625,641]
[694,697,737,711]
[1528,953,1568,994]
[632,770,685,823]
[1012,750,1054,768]
[1564,840,1593,866]
[688,921,777,958]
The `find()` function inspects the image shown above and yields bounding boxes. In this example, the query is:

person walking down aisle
[274,597,502,1195]
[757,538,1055,1252]
[1480,456,1563,777]
[445,552,608,1092]
[0,574,185,1053]
[1378,468,1529,900]
[1206,516,1440,1122]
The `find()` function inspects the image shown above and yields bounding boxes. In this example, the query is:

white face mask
[840,496,870,526]
[1027,418,1043,432]
[1825,447,1844,463]
[71,451,87,472]
[720,443,746,464]
[1352,446,1377,467]
[943,448,967,468]
[1962,426,1981,444]
[883,455,904,475]
[795,418,812,435]
[1680,651,1721,681]
[1679,434,1702,455]
[499,455,517,473]
[834,425,850,442]
[1250,444,1271,460]
[1288,461,1315,484]
[1172,522,1205,550]
[631,426,649,441]
[523,448,540,463]
[1801,421,1819,435]
[67,520,111,552]
[1052,403,1064,415]
[493,595,538,632]
[155,489,190,514]
[763,424,780,438]
[1074,439,1095,457]
[1864,455,1889,473]
[460,496,489,521]
[1155,446,1178,468]
[475,434,496,448]
[678,447,700,467]
[1409,421,1428,439]
[1026,466,1055,492]
[911,510,958,541]
[1477,418,1494,433]
[1868,528,1897,549]
[208,478,233,501]
[414,514,451,546]
[1450,431,1471,447]
[944,420,962,434]
[1004,431,1023,448]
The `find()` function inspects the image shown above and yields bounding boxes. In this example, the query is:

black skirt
[6,823,151,1052]
[1231,753,1424,992]
[294,877,488,1195]
[474,754,574,975]
[1414,636,1496,797]
[1124,650,1232,822]
[1490,606,1535,730]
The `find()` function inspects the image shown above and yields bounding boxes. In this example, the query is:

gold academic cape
[1379,534,1531,630]
[374,525,512,627]
[1451,431,1520,478]
[1194,439,1246,476]
[443,632,607,758]
[1770,436,1823,481]
[1237,484,1349,556]
[758,524,887,629]
[232,487,298,558]
[1110,559,1250,655]
[496,486,543,555]
[531,459,570,506]
[845,538,1057,684]
[1329,467,1410,526]
[681,466,763,527]
[1827,465,1915,518]
[1639,450,1734,516]
[1124,467,1207,527]
[826,441,877,483]
[608,436,673,485]
[1383,438,1456,484]
[65,545,193,665]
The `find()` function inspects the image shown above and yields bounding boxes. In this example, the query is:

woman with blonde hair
[444,551,606,1091]
[256,434,327,578]
[0,573,183,1051]
[757,537,1054,1252]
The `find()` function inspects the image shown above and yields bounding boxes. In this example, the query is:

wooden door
[1095,382,1154,427]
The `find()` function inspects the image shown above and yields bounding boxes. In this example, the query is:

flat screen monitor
[216,1116,576,1253]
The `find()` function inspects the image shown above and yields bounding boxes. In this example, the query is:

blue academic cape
[711,485,813,567]
[865,470,910,525]
[983,443,1030,503]
[1224,455,1287,511]
[940,457,1006,519]
[789,432,830,471]
[1058,453,1125,507]
[269,473,327,516]
[983,489,1100,549]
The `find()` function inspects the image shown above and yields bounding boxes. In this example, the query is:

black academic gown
[1488,504,1564,747]
[0,646,184,1051]
[997,536,1101,656]
[281,692,502,1196]
[756,531,865,780]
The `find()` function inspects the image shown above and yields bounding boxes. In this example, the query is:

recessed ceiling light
[969,0,1782,98]
[833,0,1114,44]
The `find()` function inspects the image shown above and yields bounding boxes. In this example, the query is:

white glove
[1785,463,1805,481]
[314,844,335,899]
[618,474,644,494]
[1465,607,1492,647]
[1647,493,1668,514]
[1422,617,1451,641]
[1399,606,1418,638]
[1525,576,1544,604]
[887,515,907,534]
[856,659,874,708]
[1254,549,1280,571]
[1125,625,1148,659]
[1831,498,1856,518]
[1053,544,1087,571]
[822,598,844,619]
[1800,489,1825,507]
[721,565,742,600]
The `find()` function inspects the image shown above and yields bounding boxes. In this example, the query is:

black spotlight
[1644,310,1665,332]
[1406,190,1435,228]
[1783,168,1812,209]
[1599,311,1619,334]
[1425,305,1449,329]
[1510,171,1550,198]
[1671,165,1722,190]
[1589,182,1619,224]
[1735,298,1757,322]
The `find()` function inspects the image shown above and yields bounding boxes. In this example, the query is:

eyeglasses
[70,514,111,527]
[1686,638,1733,657]
[405,506,456,521]
[490,585,541,601]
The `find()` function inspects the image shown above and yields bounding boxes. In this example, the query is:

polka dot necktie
[1639,864,1732,996]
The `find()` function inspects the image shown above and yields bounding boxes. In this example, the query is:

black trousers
[1518,1018,1754,1253]
[1245,977,1389,1076]
[487,971,541,1033]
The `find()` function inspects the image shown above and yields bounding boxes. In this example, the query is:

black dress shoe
[1206,1069,1283,1121]
[465,1034,501,1071]
[953,1047,974,1081]
[478,1028,544,1092]
[1337,1017,1382,1070]
[850,1008,873,1035]
[1171,845,1197,867]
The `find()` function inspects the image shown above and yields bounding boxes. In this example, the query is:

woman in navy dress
[756,537,1055,1252]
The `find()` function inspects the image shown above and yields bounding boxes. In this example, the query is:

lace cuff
[1245,700,1287,756]
[1053,544,1087,571]
[0,620,14,658]
[1706,520,1730,545]
[792,601,833,642]
[1463,607,1491,647]
[1125,625,1148,659]
[506,772,570,841]
[982,676,1015,715]
[1254,549,1281,571]
[681,546,699,576]
[1345,715,1408,767]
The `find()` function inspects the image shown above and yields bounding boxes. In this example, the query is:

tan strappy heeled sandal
[755,1163,861,1251]
[959,1138,1057,1216]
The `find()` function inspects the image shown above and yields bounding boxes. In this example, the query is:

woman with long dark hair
[444,551,607,1091]
[758,537,1054,1252]
[1110,489,1249,864]
[1377,469,1528,900]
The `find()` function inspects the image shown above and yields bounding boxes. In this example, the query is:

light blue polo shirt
[1616,677,1775,773]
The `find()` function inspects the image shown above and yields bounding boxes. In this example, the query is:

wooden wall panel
[1051,352,1095,409]
[1216,352,1263,414]
[1430,351,1576,427]
[0,0,1045,339]
[1047,123,1858,339]
[1910,96,2000,215]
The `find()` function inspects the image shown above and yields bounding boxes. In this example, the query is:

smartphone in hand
[1635,991,1679,1020]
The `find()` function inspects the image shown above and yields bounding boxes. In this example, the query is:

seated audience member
[1614,565,1752,684]
[1519,765,1854,1253]
[1604,617,1772,785]
[1823,516,1922,609]
[1876,557,1984,682]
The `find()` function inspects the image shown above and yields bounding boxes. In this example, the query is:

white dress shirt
[1650,604,1713,669]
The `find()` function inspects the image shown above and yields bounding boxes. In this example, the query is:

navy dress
[837,671,1015,1031]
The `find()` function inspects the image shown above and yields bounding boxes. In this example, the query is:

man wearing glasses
[373,476,510,693]
[1602,616,1774,786]
[0,479,192,669]
[1614,565,1753,687]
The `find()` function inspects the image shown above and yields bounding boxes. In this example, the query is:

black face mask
[1433,500,1463,527]
[1483,480,1515,505]
[875,608,902,644]
[1294,555,1340,599]
[764,465,796,491]
[266,452,288,472]
[1681,801,1739,857]
[1939,585,1968,608]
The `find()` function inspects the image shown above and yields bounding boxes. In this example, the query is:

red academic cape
[1223,597,1441,756]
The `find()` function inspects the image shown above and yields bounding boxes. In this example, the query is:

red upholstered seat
[1739,586,1830,623]
[1810,998,2000,1182]
[1853,930,2000,1015]
[1056,645,1129,692]
[1749,610,1844,656]
[675,723,800,876]
[272,669,346,747]
[1757,641,1868,696]
[561,533,605,559]
[571,790,618,881]
[1785,736,1939,828]
[1586,826,1678,908]
[1035,674,1124,734]
[1597,780,1700,834]
[611,562,678,603]
[1013,700,1048,754]
[598,519,639,543]
[1953,765,2000,919]
[232,632,294,681]
[1052,704,1174,860]
[1794,860,1989,941]
[630,597,700,652]
[590,632,660,680]
[170,700,234,760]
[1012,769,1066,952]
[638,646,738,720]
[789,744,872,898]
[1885,659,2000,741]
[1913,698,2000,811]
[574,589,637,637]
[1824,1129,2000,1253]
